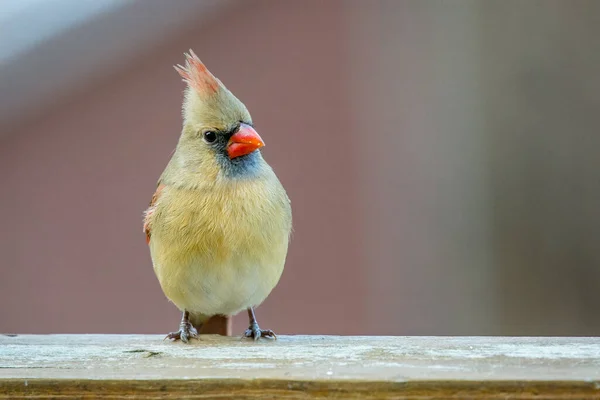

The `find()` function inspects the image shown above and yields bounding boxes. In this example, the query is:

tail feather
[189,313,231,336]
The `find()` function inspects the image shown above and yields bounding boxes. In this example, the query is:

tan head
[172,50,266,179]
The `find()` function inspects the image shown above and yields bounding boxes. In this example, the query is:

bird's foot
[243,321,277,341]
[164,321,198,343]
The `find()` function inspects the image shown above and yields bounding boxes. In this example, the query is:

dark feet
[165,321,198,343]
[243,320,277,341]
[165,311,198,343]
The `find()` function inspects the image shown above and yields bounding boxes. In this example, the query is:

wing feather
[143,183,166,244]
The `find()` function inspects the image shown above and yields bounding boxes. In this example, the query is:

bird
[143,50,292,342]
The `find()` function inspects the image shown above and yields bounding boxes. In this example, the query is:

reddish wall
[0,0,366,335]
[3,0,600,337]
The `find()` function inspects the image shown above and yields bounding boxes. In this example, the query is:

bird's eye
[203,131,217,143]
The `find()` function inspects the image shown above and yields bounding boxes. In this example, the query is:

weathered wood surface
[1,335,600,399]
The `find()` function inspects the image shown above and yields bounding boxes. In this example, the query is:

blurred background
[1,0,599,336]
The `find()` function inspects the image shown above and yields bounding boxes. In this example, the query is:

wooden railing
[1,334,599,399]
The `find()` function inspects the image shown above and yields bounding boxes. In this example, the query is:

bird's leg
[165,310,198,343]
[243,307,277,341]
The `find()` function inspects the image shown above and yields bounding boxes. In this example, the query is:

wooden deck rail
[1,335,600,399]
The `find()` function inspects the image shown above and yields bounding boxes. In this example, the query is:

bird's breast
[149,175,291,315]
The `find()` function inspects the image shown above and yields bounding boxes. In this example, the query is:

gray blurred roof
[0,0,233,135]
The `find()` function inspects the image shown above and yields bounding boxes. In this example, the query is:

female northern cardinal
[143,50,292,342]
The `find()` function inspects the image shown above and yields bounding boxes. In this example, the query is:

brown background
[1,0,599,336]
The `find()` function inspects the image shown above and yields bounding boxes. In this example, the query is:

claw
[165,322,198,343]
[243,321,277,341]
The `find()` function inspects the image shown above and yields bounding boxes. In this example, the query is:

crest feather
[174,49,220,95]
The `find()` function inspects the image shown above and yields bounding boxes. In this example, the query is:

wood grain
[1,335,599,399]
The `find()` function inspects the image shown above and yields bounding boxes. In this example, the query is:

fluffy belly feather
[151,243,286,316]
[149,179,291,317]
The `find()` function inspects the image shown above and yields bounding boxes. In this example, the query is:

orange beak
[227,124,265,159]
